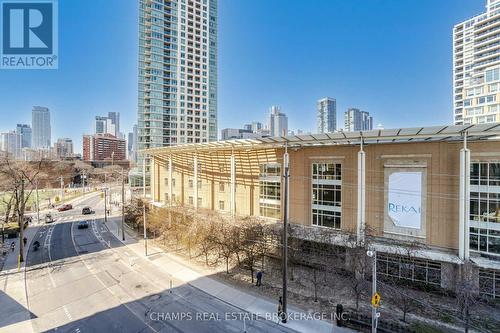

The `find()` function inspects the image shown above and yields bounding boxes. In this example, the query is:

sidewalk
[0,221,39,333]
[105,217,353,333]
[0,191,100,333]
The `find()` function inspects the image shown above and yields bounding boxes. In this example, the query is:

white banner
[387,172,422,229]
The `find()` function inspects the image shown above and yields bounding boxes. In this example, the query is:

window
[463,99,472,106]
[467,86,484,96]
[377,253,441,286]
[189,196,194,205]
[172,178,176,187]
[489,83,500,93]
[259,163,281,219]
[164,178,168,186]
[189,179,193,188]
[470,162,500,256]
[197,180,202,189]
[164,193,169,201]
[311,163,342,229]
[197,197,202,207]
[219,200,224,210]
[485,68,500,82]
[219,182,225,192]
[479,268,500,299]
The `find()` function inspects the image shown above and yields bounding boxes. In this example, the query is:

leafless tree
[240,218,267,284]
[0,157,49,261]
[456,261,479,333]
[341,234,370,311]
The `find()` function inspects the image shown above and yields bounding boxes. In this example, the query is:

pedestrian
[10,242,15,252]
[23,237,27,246]
[277,296,283,321]
[256,271,263,286]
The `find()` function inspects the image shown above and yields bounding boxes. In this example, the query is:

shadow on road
[0,290,37,329]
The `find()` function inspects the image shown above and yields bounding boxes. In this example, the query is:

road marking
[45,226,57,288]
[70,220,159,333]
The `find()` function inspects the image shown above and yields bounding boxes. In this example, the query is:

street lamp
[103,187,108,223]
[143,155,148,256]
[367,249,378,333]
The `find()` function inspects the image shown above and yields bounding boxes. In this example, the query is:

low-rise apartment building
[146,124,500,297]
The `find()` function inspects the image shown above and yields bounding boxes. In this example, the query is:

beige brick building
[147,124,500,297]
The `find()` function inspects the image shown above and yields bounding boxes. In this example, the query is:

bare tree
[214,221,236,274]
[0,157,48,261]
[456,261,478,333]
[197,215,217,265]
[341,235,370,311]
[240,218,266,284]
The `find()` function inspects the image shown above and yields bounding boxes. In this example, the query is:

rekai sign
[1,0,58,69]
[387,171,422,229]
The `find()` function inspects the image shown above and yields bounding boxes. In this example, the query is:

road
[24,193,297,333]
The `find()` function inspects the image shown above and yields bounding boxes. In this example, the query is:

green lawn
[0,189,92,214]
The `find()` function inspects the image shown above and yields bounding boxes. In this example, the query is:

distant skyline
[0,0,485,153]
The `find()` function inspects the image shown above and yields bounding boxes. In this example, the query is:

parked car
[45,214,55,223]
[82,207,93,215]
[57,204,73,212]
[77,220,89,229]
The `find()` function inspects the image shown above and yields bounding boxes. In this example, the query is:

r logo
[1,0,58,69]
[2,2,53,54]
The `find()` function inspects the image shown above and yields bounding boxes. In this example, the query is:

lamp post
[121,169,125,241]
[36,180,40,224]
[281,146,289,323]
[103,188,108,223]
[367,249,378,333]
[143,155,148,256]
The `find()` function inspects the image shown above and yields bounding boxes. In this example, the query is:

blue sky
[0,0,484,153]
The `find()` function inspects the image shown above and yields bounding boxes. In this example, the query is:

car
[57,204,73,212]
[82,207,93,215]
[77,221,89,229]
[45,214,55,223]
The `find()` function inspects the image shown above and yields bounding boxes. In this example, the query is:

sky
[0,0,485,153]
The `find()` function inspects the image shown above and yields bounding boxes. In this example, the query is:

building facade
[16,124,32,149]
[220,128,253,140]
[0,131,21,159]
[269,106,288,137]
[345,108,373,131]
[147,124,500,298]
[137,0,218,173]
[108,112,120,136]
[95,116,117,137]
[453,0,500,125]
[55,138,74,159]
[317,97,336,134]
[32,106,51,149]
[128,125,138,163]
[83,134,126,162]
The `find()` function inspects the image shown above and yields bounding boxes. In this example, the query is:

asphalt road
[24,193,297,333]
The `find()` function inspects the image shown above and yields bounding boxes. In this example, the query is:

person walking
[10,241,15,252]
[256,271,263,286]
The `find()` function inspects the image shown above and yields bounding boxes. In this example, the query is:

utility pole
[82,170,86,193]
[143,155,147,256]
[121,169,125,241]
[36,181,40,224]
[282,146,289,323]
[59,176,64,204]
[19,179,25,262]
[104,188,108,223]
[368,249,378,333]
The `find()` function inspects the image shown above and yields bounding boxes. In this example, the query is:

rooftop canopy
[145,123,500,156]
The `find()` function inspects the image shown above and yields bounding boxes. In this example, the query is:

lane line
[70,220,160,333]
